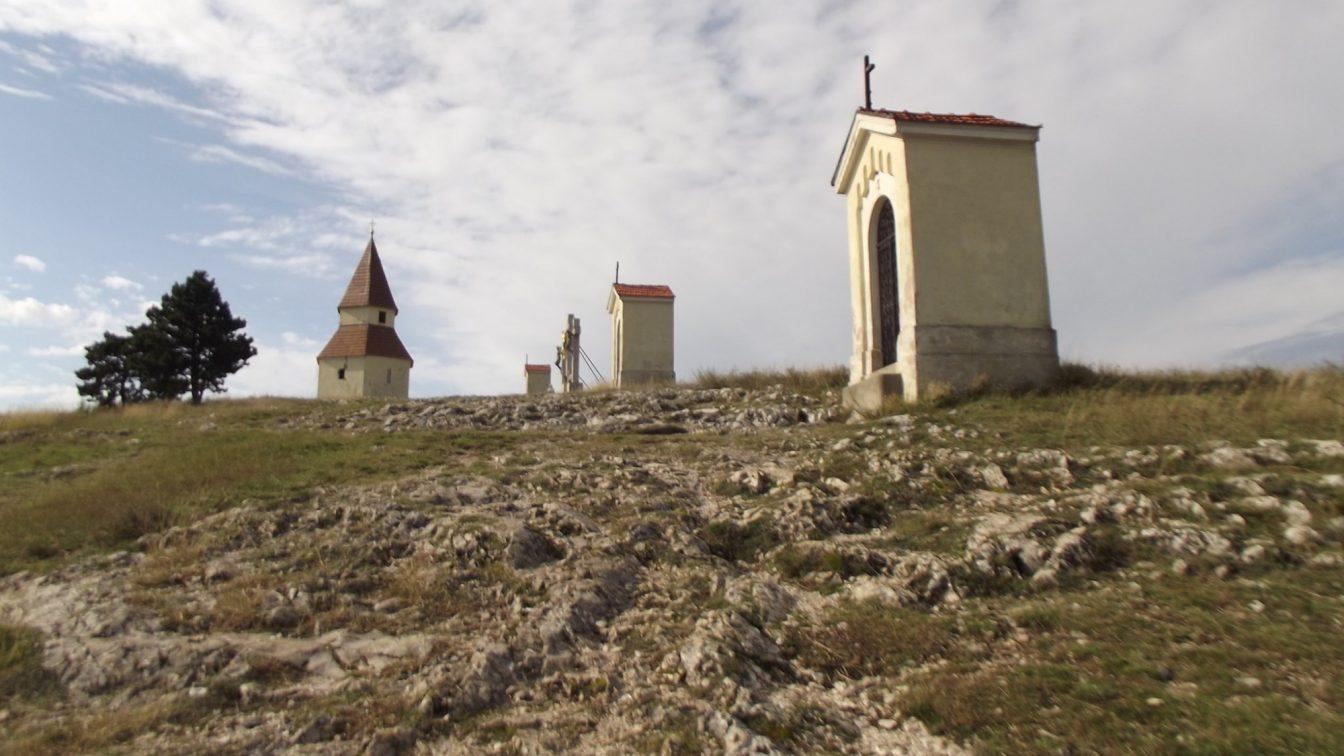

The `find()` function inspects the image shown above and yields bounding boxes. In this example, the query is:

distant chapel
[316,235,413,399]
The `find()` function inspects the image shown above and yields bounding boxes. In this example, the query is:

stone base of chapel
[842,370,904,414]
[846,325,1059,409]
[616,369,676,388]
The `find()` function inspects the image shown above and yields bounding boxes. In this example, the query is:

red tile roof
[612,283,675,300]
[317,324,413,364]
[338,237,399,312]
[859,108,1038,129]
[524,364,551,373]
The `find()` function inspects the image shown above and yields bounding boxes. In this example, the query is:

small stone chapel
[607,283,675,387]
[833,96,1059,410]
[316,234,414,399]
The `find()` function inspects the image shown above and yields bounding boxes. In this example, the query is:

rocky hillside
[2,371,1343,753]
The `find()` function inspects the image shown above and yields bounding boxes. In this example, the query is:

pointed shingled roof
[338,237,399,312]
[317,324,414,364]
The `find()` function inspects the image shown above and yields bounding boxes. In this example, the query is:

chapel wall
[615,298,674,386]
[339,306,397,327]
[525,370,551,396]
[360,355,411,398]
[901,135,1052,329]
[317,358,367,400]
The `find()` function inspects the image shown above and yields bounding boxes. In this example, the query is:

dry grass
[0,624,60,705]
[0,694,218,755]
[691,365,848,395]
[782,600,956,678]
[939,363,1344,449]
[901,566,1344,753]
[385,552,476,622]
[131,543,206,588]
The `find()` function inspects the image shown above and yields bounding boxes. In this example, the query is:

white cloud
[0,81,52,100]
[77,81,229,123]
[27,343,85,357]
[229,335,318,398]
[101,274,141,291]
[2,1,1344,396]
[0,293,75,325]
[0,38,60,73]
[156,137,293,177]
[0,382,77,409]
[13,254,45,272]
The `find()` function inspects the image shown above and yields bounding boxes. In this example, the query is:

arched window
[873,199,899,366]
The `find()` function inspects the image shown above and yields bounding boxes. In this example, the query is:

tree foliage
[74,332,145,407]
[74,270,256,406]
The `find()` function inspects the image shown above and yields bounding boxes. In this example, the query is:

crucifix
[863,55,876,110]
[369,218,376,239]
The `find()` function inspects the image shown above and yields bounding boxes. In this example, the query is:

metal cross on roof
[863,55,876,110]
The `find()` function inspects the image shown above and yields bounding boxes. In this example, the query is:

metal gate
[875,201,899,366]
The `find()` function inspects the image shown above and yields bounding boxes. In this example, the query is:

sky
[1,1,1342,409]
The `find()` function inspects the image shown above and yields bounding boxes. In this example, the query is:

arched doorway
[873,199,899,366]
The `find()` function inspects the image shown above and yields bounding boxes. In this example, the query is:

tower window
[378,310,387,324]
[386,368,392,384]
[337,368,346,380]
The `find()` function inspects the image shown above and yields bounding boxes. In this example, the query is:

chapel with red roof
[316,234,414,399]
[832,88,1060,410]
[606,281,675,387]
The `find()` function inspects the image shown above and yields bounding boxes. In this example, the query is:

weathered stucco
[339,306,397,328]
[525,368,552,396]
[317,355,410,399]
[608,292,675,388]
[835,112,1058,405]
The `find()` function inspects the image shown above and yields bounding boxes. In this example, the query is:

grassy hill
[1,366,1341,753]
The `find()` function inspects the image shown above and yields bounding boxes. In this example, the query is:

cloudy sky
[2,1,1342,408]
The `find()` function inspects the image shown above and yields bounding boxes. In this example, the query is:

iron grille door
[875,202,899,366]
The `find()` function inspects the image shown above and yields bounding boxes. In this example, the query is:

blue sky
[2,1,1343,409]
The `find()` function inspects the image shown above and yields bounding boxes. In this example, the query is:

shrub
[700,518,778,562]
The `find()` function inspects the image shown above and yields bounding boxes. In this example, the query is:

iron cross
[863,55,876,110]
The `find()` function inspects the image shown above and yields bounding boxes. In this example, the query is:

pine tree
[127,321,189,400]
[135,271,257,404]
[74,332,145,407]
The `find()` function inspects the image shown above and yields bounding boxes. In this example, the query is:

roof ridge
[857,107,1038,129]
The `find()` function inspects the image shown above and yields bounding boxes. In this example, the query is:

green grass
[0,399,513,575]
[773,545,879,580]
[0,624,60,705]
[699,517,779,562]
[914,364,1344,450]
[900,566,1344,753]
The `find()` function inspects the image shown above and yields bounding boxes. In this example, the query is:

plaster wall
[902,136,1051,328]
[525,371,552,396]
[339,306,397,327]
[317,355,410,399]
[317,358,366,400]
[360,355,411,398]
[610,297,674,387]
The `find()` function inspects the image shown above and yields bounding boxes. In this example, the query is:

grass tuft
[691,365,848,395]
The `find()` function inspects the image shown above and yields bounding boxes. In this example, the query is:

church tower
[316,234,413,399]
